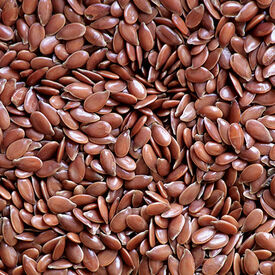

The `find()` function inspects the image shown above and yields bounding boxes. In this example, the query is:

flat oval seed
[47,196,76,213]
[242,208,263,232]
[151,123,171,147]
[84,91,110,113]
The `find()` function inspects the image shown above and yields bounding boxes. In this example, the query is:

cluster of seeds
[0,0,274,274]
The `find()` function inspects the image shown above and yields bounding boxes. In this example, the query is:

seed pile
[0,0,274,274]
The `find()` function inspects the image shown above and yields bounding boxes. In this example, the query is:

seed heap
[0,0,274,274]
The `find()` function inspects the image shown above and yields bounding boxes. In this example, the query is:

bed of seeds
[0,0,274,274]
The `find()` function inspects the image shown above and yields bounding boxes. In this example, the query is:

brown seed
[246,119,272,143]
[151,123,171,147]
[114,130,130,158]
[0,101,10,130]
[240,163,264,183]
[83,247,99,272]
[192,226,216,244]
[56,23,86,40]
[84,91,110,113]
[126,215,147,232]
[202,233,229,250]
[236,1,259,22]
[242,208,263,232]
[30,111,54,136]
[90,16,119,30]
[139,22,154,51]
[202,255,227,275]
[244,249,259,275]
[179,182,200,205]
[160,0,183,14]
[185,67,214,83]
[146,245,172,261]
[179,249,195,275]
[45,13,66,35]
[13,156,42,172]
[219,22,235,47]
[186,4,204,29]
[0,242,18,268]
[156,25,182,45]
[230,53,252,81]
[212,220,238,235]
[0,23,14,41]
[6,138,32,160]
[47,195,76,213]
[228,123,244,153]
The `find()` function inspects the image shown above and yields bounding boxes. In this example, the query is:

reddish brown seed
[0,101,10,130]
[13,156,43,172]
[128,79,147,100]
[228,123,244,153]
[202,255,227,275]
[151,123,171,147]
[212,220,238,235]
[84,91,110,113]
[0,242,18,268]
[0,23,14,41]
[219,22,235,47]
[242,208,263,232]
[245,119,272,143]
[45,13,66,35]
[146,245,172,261]
[47,196,76,213]
[240,164,264,183]
[126,215,147,232]
[115,130,130,158]
[63,50,89,69]
[179,249,195,275]
[156,25,182,45]
[192,226,216,244]
[185,67,214,83]
[56,23,86,40]
[0,0,273,272]
[244,249,259,275]
[172,14,189,36]
[186,4,204,29]
[230,53,252,81]
[30,111,54,136]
